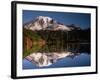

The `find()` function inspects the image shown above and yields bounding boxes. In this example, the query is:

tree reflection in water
[24,43,90,68]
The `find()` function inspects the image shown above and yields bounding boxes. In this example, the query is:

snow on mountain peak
[24,16,56,30]
[24,16,80,31]
[36,16,53,23]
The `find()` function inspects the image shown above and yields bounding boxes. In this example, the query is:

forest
[23,28,90,58]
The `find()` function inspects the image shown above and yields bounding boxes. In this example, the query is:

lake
[23,43,90,69]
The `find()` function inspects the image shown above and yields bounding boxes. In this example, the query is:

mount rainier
[24,16,81,31]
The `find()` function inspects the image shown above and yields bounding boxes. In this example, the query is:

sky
[23,10,91,29]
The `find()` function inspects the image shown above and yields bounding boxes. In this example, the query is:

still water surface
[23,43,90,69]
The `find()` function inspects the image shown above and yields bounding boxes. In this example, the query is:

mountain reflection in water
[23,43,90,69]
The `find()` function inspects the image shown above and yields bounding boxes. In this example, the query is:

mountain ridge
[24,16,81,31]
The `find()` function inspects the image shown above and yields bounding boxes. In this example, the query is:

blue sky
[23,10,90,29]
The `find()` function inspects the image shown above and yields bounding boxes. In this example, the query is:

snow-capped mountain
[24,16,80,31]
